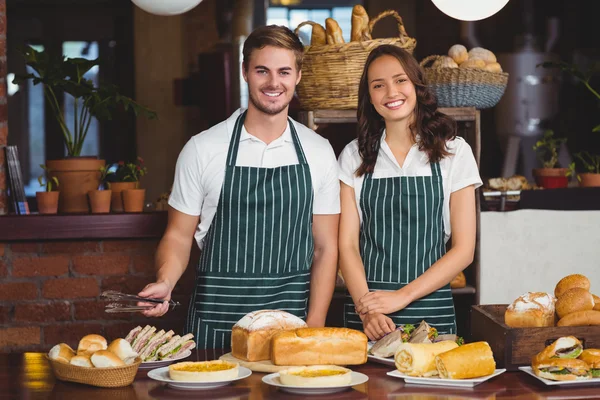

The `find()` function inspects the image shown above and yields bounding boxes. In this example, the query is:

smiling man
[138,25,340,350]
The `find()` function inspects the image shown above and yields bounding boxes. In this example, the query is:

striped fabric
[186,111,314,349]
[344,162,456,334]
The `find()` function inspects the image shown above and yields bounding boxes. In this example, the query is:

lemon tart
[279,365,352,387]
[168,360,239,382]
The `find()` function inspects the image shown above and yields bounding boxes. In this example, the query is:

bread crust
[532,358,591,381]
[557,310,600,327]
[504,292,555,328]
[271,327,367,366]
[579,349,600,368]
[325,18,344,44]
[535,336,582,361]
[78,334,107,355]
[450,272,466,289]
[554,274,590,298]
[593,294,600,311]
[394,341,458,377]
[310,24,326,46]
[350,5,371,42]
[435,342,496,379]
[556,288,595,319]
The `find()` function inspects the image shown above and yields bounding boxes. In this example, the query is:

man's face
[243,45,301,116]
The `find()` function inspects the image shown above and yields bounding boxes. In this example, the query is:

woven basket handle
[294,21,320,36]
[369,10,410,40]
[420,55,441,68]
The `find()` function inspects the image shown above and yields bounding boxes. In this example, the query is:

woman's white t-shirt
[338,132,483,243]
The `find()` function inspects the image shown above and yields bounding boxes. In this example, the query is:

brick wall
[0,0,7,215]
[0,239,196,353]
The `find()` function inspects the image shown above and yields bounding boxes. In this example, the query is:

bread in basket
[46,355,142,388]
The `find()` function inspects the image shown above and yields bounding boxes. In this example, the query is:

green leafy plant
[109,157,148,188]
[98,165,114,190]
[13,46,157,157]
[575,151,600,174]
[38,165,59,192]
[539,60,600,133]
[533,130,567,168]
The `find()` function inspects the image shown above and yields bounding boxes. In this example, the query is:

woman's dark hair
[356,45,456,176]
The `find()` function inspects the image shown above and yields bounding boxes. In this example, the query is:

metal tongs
[101,290,181,313]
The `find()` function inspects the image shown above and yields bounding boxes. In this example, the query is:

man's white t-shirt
[338,132,483,243]
[169,109,341,249]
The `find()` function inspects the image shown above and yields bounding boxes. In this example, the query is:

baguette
[435,342,496,379]
[350,5,371,42]
[325,18,345,44]
[311,24,326,46]
[271,327,367,366]
[557,310,600,327]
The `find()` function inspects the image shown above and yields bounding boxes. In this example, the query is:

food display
[48,334,138,368]
[271,327,368,366]
[124,325,196,362]
[231,310,307,362]
[278,365,352,387]
[435,342,497,379]
[530,337,599,381]
[394,341,459,377]
[168,360,239,382]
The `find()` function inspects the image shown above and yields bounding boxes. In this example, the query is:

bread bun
[90,350,125,368]
[77,334,107,355]
[448,44,468,64]
[484,62,503,73]
[535,336,583,361]
[48,343,75,364]
[593,294,600,311]
[557,310,600,327]
[556,288,595,319]
[70,354,93,368]
[459,59,486,70]
[279,365,352,387]
[504,292,555,328]
[169,360,238,382]
[450,271,466,288]
[467,47,497,63]
[432,56,459,69]
[533,358,591,381]
[555,274,590,298]
[108,338,139,365]
[579,349,600,368]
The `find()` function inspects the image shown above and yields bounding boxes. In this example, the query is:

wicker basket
[46,356,142,387]
[294,10,417,110]
[420,55,508,109]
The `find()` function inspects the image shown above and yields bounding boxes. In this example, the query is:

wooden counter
[3,351,600,399]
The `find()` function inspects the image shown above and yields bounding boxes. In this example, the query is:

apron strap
[430,161,441,176]
[226,111,309,167]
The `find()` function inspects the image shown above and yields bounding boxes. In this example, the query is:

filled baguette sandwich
[435,342,496,379]
[534,336,583,362]
[532,358,591,381]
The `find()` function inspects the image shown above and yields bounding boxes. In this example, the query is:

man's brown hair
[242,25,304,71]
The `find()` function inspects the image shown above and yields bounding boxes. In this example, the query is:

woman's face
[367,55,417,124]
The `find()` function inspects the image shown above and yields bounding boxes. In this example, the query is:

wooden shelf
[451,285,477,295]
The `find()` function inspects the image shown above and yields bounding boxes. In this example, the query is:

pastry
[169,360,239,382]
[557,310,600,327]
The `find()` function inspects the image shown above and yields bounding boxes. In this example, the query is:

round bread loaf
[48,343,75,364]
[107,338,138,365]
[555,274,590,298]
[504,292,555,328]
[70,354,93,368]
[90,350,125,368]
[556,288,595,319]
[77,334,107,355]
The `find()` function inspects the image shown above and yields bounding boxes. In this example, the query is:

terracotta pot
[88,190,112,213]
[36,191,59,214]
[532,168,569,189]
[579,173,600,188]
[109,182,138,212]
[122,189,146,213]
[46,158,105,213]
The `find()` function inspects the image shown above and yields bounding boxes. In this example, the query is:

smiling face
[367,54,417,124]
[242,45,301,116]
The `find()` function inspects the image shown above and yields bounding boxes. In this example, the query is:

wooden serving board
[219,353,304,373]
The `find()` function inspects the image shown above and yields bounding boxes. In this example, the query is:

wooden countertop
[3,351,600,399]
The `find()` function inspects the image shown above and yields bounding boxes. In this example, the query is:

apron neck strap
[227,111,308,167]
[430,161,441,176]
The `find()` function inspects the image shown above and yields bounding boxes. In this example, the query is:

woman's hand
[361,313,396,341]
[356,290,410,315]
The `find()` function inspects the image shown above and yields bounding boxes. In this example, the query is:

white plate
[387,369,506,388]
[262,371,369,395]
[139,350,192,369]
[367,342,396,367]
[519,366,600,387]
[147,365,252,390]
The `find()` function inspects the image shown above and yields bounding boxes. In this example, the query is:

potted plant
[575,152,600,187]
[88,165,113,213]
[532,130,570,189]
[13,46,157,213]
[36,165,60,214]
[117,157,147,213]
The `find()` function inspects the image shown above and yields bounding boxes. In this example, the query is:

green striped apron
[344,161,456,334]
[186,111,314,350]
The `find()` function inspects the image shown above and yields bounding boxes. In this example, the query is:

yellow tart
[168,360,239,382]
[279,365,352,387]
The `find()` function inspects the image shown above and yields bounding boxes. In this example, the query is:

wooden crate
[471,305,600,371]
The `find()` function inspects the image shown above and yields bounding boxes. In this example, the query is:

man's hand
[356,290,410,315]
[138,281,172,317]
[361,313,396,341]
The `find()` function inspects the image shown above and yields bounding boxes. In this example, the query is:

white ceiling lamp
[131,0,203,16]
[431,0,510,21]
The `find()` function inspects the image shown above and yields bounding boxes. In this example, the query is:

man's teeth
[264,92,282,97]
[386,100,405,107]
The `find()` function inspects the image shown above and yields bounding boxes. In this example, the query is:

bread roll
[532,358,591,381]
[351,5,371,42]
[555,274,590,298]
[325,18,344,44]
[535,336,583,361]
[394,341,458,377]
[48,343,75,364]
[435,342,496,379]
[311,24,326,46]
[467,47,496,63]
[484,62,503,73]
[556,288,595,319]
[70,354,93,368]
[504,292,555,328]
[271,327,367,366]
[108,338,139,365]
[593,294,600,311]
[231,310,307,362]
[459,59,486,70]
[450,272,466,288]
[77,334,107,355]
[90,350,125,368]
[579,349,600,368]
[448,44,468,64]
[557,310,600,327]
